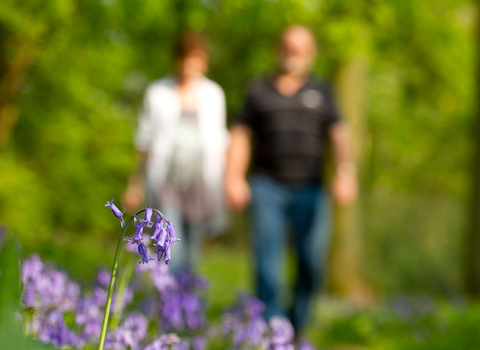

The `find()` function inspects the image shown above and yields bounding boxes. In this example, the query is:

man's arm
[121,150,148,212]
[225,125,252,212]
[329,123,358,207]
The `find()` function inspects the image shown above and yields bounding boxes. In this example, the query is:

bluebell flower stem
[98,208,168,350]
[110,258,133,330]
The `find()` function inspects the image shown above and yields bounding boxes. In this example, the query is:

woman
[122,32,229,272]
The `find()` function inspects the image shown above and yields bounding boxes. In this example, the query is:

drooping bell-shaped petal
[138,243,154,264]
[154,245,166,262]
[105,199,123,218]
[164,240,172,265]
[143,206,154,228]
[154,228,168,248]
[149,215,164,241]
[166,222,181,243]
[125,216,144,244]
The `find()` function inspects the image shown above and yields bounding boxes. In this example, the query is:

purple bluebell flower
[154,245,166,262]
[126,216,145,245]
[166,221,181,243]
[164,240,172,265]
[150,215,165,241]
[106,313,148,350]
[269,316,295,346]
[138,243,154,264]
[105,199,123,218]
[192,336,206,350]
[298,338,316,350]
[97,269,111,288]
[105,199,125,228]
[22,255,80,311]
[156,227,168,248]
[35,310,80,347]
[143,206,154,228]
[144,334,181,350]
[172,340,190,350]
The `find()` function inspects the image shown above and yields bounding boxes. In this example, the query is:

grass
[197,241,480,350]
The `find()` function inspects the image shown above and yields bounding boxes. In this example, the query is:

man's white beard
[281,57,310,76]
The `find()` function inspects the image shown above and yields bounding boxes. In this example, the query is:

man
[225,25,358,332]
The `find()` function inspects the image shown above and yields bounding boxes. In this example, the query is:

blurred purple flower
[35,310,80,348]
[171,339,190,350]
[298,338,316,350]
[97,269,112,288]
[269,316,295,346]
[143,333,180,350]
[22,255,80,311]
[192,336,206,350]
[220,295,271,348]
[106,313,148,350]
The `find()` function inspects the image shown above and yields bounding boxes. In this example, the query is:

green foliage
[308,297,480,349]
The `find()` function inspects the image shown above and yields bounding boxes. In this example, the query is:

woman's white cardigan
[135,75,229,224]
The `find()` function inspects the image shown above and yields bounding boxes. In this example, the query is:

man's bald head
[278,25,317,76]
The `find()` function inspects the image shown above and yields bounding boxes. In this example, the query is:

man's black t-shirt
[232,76,341,186]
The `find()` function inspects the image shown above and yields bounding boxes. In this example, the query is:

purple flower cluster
[20,253,318,350]
[75,270,133,344]
[22,254,80,312]
[219,295,316,350]
[158,270,207,332]
[220,295,269,348]
[116,205,180,265]
[105,313,148,350]
[138,263,207,334]
[21,256,161,349]
[143,333,180,350]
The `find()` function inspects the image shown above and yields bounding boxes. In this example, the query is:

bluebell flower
[143,206,154,228]
[166,222,181,243]
[154,227,168,249]
[138,243,154,264]
[150,215,165,241]
[125,216,145,245]
[164,240,172,265]
[154,245,166,262]
[105,199,123,218]
[105,199,125,228]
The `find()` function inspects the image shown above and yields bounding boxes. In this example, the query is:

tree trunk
[327,58,372,304]
[465,20,480,294]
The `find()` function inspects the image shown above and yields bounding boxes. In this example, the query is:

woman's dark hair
[175,31,210,60]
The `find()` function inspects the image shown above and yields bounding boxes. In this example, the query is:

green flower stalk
[98,201,180,350]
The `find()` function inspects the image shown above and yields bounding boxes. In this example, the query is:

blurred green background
[1,0,479,347]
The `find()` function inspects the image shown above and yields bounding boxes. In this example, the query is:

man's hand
[332,163,358,207]
[225,176,251,212]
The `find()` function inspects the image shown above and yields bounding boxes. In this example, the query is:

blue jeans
[250,174,331,331]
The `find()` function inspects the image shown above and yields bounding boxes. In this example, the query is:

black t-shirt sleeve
[322,83,341,129]
[231,85,256,129]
